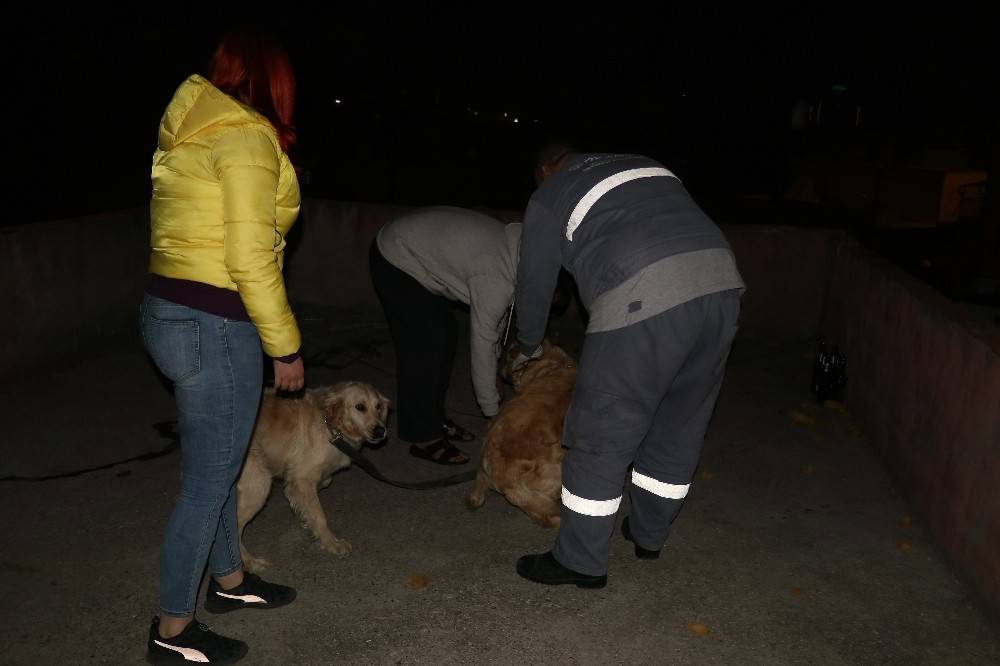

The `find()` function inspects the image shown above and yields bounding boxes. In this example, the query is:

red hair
[208,27,296,152]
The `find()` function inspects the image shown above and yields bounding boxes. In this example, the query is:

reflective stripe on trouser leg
[555,485,622,574]
[561,486,622,517]
[631,470,689,499]
[628,470,690,551]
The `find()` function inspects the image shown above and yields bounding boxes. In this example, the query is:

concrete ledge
[825,238,1000,608]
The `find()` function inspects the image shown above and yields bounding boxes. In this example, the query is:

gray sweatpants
[553,289,741,575]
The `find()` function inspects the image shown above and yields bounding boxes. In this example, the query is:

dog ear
[323,391,345,424]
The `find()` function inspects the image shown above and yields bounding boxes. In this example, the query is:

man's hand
[273,357,305,392]
[511,345,543,374]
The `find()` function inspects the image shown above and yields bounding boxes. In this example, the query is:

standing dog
[467,341,576,527]
[237,381,389,571]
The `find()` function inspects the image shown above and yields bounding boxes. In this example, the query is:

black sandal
[442,419,476,443]
[409,439,470,466]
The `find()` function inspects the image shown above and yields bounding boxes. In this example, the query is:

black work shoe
[621,516,661,560]
[516,551,607,588]
[146,616,248,664]
[204,572,297,614]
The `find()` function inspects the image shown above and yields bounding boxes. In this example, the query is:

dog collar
[323,416,345,445]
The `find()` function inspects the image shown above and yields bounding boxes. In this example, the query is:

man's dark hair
[535,139,577,168]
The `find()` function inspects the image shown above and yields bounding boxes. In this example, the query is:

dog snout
[371,425,386,440]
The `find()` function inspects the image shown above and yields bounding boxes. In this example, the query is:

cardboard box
[876,168,987,228]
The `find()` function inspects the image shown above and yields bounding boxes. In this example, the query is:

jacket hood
[157,74,272,151]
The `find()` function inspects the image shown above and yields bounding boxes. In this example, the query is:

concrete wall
[0,208,151,378]
[0,202,832,378]
[723,225,838,339]
[283,200,411,316]
[282,200,524,317]
[824,239,1000,608]
[283,204,837,338]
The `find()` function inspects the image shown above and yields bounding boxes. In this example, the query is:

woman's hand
[273,357,305,392]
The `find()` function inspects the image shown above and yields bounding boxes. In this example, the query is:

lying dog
[467,340,576,527]
[237,381,389,571]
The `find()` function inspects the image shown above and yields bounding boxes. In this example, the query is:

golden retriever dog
[467,340,576,528]
[237,381,389,571]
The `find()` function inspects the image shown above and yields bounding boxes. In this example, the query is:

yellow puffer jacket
[149,74,301,358]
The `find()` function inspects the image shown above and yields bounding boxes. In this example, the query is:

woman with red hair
[141,27,304,664]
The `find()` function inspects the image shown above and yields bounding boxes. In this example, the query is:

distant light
[533,119,539,123]
[334,99,343,105]
[503,112,508,118]
[832,84,847,93]
[513,118,519,123]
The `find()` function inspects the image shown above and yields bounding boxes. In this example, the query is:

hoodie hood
[157,74,273,151]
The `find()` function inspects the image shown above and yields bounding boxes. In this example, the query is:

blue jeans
[139,294,263,617]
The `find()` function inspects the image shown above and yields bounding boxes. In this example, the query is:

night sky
[9,6,998,224]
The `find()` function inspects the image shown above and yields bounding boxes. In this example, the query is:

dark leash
[0,422,180,483]
[328,432,477,490]
[0,420,476,489]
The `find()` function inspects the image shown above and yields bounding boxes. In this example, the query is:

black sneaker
[621,516,661,560]
[146,616,248,664]
[204,571,297,614]
[515,551,607,588]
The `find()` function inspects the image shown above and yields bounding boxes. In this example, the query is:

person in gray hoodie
[513,147,745,588]
[370,206,521,465]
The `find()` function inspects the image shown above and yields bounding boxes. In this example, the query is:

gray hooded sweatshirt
[377,206,521,416]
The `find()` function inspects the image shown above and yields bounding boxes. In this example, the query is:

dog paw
[320,538,353,556]
[536,515,561,529]
[243,555,270,572]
